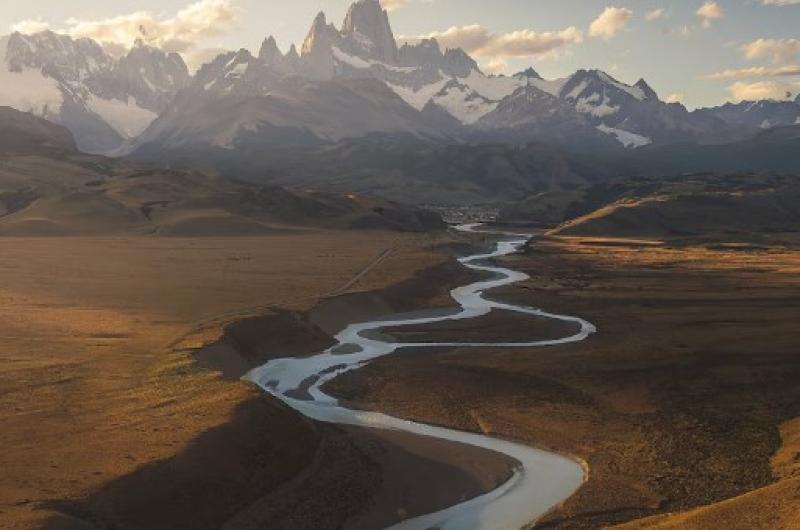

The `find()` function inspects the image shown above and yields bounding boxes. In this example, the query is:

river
[244,224,596,529]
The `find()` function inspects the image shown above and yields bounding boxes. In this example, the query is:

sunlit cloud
[381,0,410,11]
[482,57,509,75]
[589,7,633,40]
[399,24,583,61]
[666,93,685,103]
[11,0,240,57]
[729,80,800,101]
[10,19,51,34]
[697,2,723,28]
[743,38,800,64]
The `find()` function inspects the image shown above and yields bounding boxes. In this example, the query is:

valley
[0,0,799,528]
[327,232,800,528]
[1,0,799,206]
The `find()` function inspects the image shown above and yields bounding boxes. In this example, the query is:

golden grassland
[3,227,799,529]
[0,230,448,529]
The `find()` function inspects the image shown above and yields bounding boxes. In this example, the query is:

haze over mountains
[0,31,190,153]
[1,0,799,158]
[0,0,799,213]
[0,106,443,235]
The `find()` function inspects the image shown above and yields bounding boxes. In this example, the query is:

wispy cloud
[589,7,633,40]
[704,65,800,79]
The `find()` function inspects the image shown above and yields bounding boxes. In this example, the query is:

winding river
[244,224,596,529]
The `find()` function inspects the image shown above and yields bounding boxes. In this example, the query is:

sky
[3,0,800,109]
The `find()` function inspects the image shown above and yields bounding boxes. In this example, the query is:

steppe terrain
[3,220,799,530]
[327,233,800,528]
[0,230,453,529]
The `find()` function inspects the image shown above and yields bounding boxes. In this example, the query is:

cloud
[704,65,800,79]
[404,25,490,53]
[697,2,723,28]
[482,58,509,75]
[645,8,667,22]
[743,38,800,64]
[589,7,633,40]
[666,93,684,103]
[381,0,410,11]
[13,0,240,56]
[10,19,51,34]
[761,0,800,5]
[729,80,800,101]
[400,24,583,60]
[481,27,583,57]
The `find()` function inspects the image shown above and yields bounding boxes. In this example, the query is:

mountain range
[1,0,799,160]
[0,0,799,214]
[0,31,189,153]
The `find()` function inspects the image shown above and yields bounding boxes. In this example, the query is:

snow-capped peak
[0,30,190,152]
[634,78,658,101]
[6,30,113,87]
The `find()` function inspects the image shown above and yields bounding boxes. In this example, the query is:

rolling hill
[546,173,800,241]
[0,107,443,235]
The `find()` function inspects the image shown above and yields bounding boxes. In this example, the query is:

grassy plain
[0,230,447,529]
[328,235,800,528]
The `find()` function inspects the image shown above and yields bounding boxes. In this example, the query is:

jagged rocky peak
[397,38,477,76]
[286,44,300,60]
[111,40,190,112]
[120,40,189,86]
[478,83,581,131]
[300,11,341,79]
[442,48,479,77]
[231,48,254,66]
[341,0,398,63]
[515,67,542,80]
[398,38,444,67]
[571,68,603,82]
[634,78,658,101]
[506,84,557,104]
[302,11,339,57]
[558,69,596,99]
[559,69,648,102]
[258,35,283,64]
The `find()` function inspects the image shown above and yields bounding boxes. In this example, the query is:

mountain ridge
[0,0,798,166]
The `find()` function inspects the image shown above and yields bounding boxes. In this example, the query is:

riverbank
[327,235,800,528]
[241,229,594,529]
